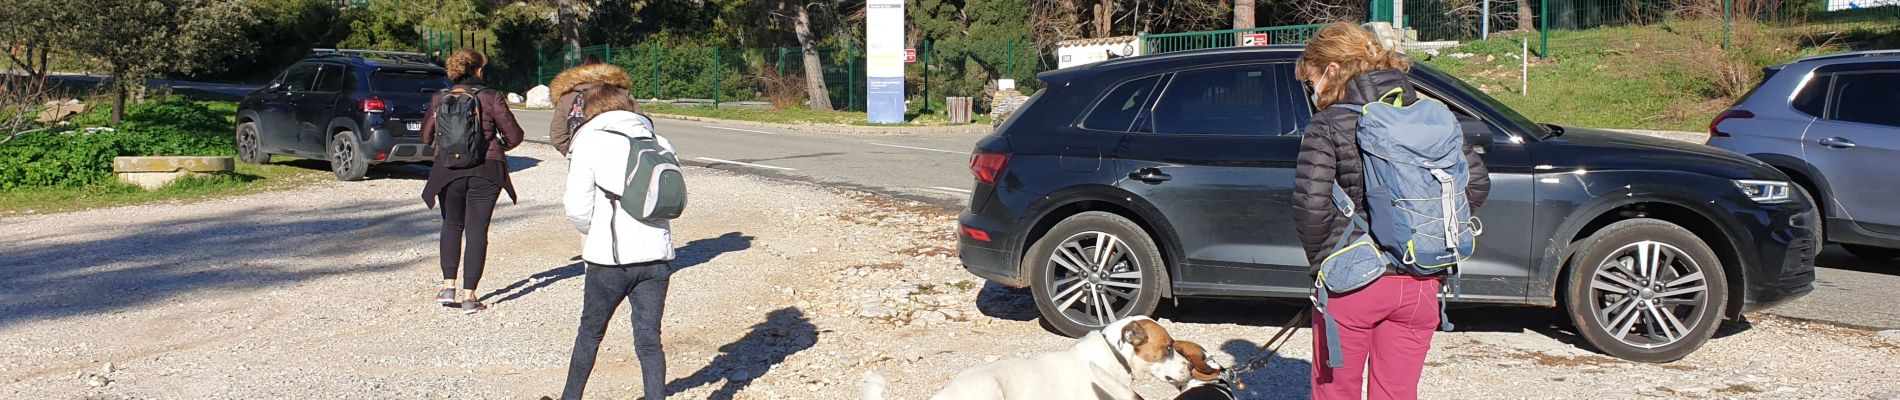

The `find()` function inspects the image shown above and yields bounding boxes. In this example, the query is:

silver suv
[1709,50,1900,260]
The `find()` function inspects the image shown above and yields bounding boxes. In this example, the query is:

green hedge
[0,99,238,189]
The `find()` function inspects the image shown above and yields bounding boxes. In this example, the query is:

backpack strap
[1314,183,1367,369]
[1313,279,1345,369]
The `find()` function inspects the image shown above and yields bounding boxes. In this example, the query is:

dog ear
[1121,320,1151,347]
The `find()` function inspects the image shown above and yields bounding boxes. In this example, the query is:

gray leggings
[562,260,671,400]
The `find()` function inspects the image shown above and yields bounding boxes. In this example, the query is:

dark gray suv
[958,45,1817,363]
[1709,50,1900,260]
[235,49,450,181]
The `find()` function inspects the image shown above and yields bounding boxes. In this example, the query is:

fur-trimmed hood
[550,63,632,101]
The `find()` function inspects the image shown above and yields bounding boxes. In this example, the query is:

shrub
[0,98,237,189]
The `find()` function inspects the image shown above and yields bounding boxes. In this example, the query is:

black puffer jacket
[1292,69,1491,271]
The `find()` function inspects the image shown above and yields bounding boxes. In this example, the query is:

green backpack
[594,114,686,220]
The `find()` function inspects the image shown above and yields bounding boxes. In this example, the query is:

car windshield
[1414,64,1550,137]
[371,70,451,93]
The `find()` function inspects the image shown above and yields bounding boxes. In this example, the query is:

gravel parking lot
[3,143,1898,399]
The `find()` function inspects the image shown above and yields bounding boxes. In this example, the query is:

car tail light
[970,152,1009,185]
[1709,110,1753,138]
[960,225,991,242]
[363,98,387,113]
[374,152,388,161]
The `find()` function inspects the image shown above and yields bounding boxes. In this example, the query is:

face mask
[1303,80,1321,112]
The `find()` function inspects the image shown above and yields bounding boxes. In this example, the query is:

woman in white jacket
[560,85,675,400]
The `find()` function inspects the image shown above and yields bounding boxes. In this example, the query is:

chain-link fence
[1504,0,1897,56]
[524,38,1049,113]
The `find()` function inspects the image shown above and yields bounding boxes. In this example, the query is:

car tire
[1842,244,1900,260]
[329,131,369,181]
[1564,218,1728,363]
[235,122,269,165]
[1026,211,1166,338]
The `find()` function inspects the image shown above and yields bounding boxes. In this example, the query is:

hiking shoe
[435,288,457,305]
[461,301,488,315]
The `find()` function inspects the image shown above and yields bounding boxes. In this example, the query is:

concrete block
[112,156,235,190]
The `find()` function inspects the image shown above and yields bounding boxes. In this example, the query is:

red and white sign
[1244,33,1270,46]
[904,49,917,63]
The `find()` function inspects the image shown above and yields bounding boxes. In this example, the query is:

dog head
[1102,316,1192,387]
[1170,340,1226,389]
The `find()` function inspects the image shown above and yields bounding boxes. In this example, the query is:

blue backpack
[1312,86,1481,368]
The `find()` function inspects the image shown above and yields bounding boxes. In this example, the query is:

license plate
[406,121,422,131]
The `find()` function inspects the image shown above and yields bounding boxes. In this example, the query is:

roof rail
[1794,49,1900,63]
[311,48,435,64]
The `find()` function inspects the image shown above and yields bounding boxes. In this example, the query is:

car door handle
[1818,137,1857,149]
[1129,168,1172,183]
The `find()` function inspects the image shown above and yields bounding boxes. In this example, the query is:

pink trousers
[1311,275,1442,400]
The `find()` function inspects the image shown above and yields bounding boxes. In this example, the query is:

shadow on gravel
[506,155,542,173]
[479,233,753,305]
[1814,246,1900,277]
[480,262,584,305]
[0,197,551,328]
[1221,339,1314,400]
[666,307,818,400]
[1167,298,1571,334]
[975,282,1040,321]
[672,232,755,271]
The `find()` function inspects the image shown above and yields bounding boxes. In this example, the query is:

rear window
[1082,75,1162,132]
[1792,74,1830,117]
[1149,64,1299,136]
[371,70,450,93]
[1829,71,1900,128]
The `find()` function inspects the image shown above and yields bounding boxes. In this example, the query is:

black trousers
[563,261,671,400]
[438,177,501,291]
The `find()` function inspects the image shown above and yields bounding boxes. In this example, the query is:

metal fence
[1140,25,1326,54]
[527,39,1048,112]
[1523,0,1897,56]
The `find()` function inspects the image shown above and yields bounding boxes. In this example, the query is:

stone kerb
[112,156,235,190]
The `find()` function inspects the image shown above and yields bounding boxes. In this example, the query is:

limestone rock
[525,85,553,108]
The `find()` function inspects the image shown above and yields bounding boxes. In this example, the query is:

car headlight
[1734,179,1793,203]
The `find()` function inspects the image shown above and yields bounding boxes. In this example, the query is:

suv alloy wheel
[235,122,269,165]
[1564,219,1729,363]
[1027,211,1166,337]
[330,131,369,181]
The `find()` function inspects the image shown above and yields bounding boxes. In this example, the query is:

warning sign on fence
[1243,33,1270,46]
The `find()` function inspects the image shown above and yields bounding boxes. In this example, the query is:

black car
[235,49,451,180]
[957,45,1817,362]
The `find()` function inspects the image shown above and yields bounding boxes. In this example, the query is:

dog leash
[1221,309,1311,389]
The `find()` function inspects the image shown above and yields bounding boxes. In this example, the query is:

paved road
[514,109,983,206]
[47,73,262,101]
[513,109,1900,330]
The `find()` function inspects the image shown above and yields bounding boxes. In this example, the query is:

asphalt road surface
[514,109,983,206]
[512,109,1900,330]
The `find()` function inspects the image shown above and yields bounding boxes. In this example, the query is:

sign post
[866,0,905,124]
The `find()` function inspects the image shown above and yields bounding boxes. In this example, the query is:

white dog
[862,316,1192,400]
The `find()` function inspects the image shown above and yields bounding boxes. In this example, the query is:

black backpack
[434,86,486,169]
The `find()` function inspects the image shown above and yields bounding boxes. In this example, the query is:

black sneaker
[461,301,488,315]
[435,288,457,305]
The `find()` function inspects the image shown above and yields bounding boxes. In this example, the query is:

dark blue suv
[235,49,450,180]
[957,46,1817,363]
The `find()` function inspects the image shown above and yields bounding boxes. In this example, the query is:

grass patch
[0,156,326,216]
[642,103,990,127]
[1427,18,1899,132]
